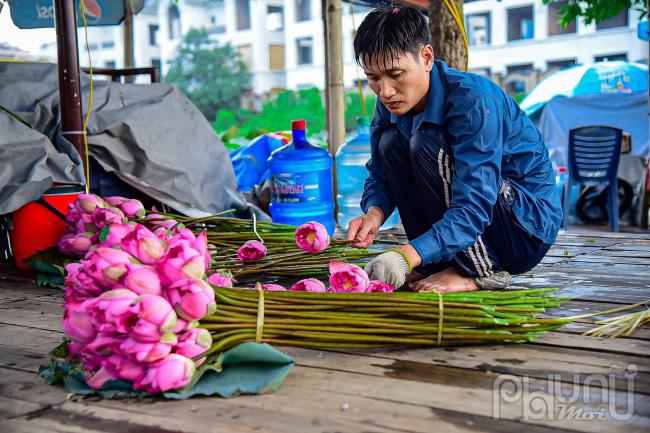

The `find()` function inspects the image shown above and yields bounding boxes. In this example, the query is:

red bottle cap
[558,166,567,173]
[291,119,306,131]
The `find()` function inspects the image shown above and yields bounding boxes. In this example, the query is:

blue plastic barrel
[268,120,336,234]
[336,117,399,230]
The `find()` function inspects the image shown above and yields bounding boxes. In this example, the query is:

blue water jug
[268,120,336,234]
[336,117,399,230]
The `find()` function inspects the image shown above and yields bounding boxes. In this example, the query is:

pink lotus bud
[166,278,217,321]
[157,244,205,284]
[167,229,210,271]
[236,240,267,261]
[146,213,181,230]
[294,222,330,253]
[261,283,286,291]
[290,278,326,292]
[64,262,104,305]
[172,318,198,334]
[58,232,94,256]
[134,354,196,393]
[104,196,128,207]
[75,212,98,233]
[121,224,165,265]
[84,247,136,287]
[207,272,232,288]
[63,300,97,344]
[175,328,212,360]
[77,194,106,212]
[99,222,136,247]
[368,280,395,293]
[92,207,125,229]
[123,264,162,296]
[125,294,178,343]
[103,354,146,382]
[119,199,146,218]
[153,226,173,242]
[120,335,175,363]
[328,260,369,293]
[86,366,117,390]
[89,288,139,326]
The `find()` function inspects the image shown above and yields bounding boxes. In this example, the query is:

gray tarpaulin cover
[0,61,263,218]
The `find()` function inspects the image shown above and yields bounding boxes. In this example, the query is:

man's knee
[409,128,449,161]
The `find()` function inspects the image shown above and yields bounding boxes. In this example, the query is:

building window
[597,9,629,30]
[466,12,491,46]
[546,58,576,72]
[269,44,285,70]
[105,60,116,68]
[88,43,98,51]
[152,58,161,70]
[101,41,114,49]
[548,1,576,36]
[149,24,159,46]
[505,63,534,93]
[594,53,628,62]
[210,1,227,33]
[267,6,284,31]
[470,67,492,78]
[296,0,311,22]
[296,37,313,65]
[238,44,253,70]
[237,0,251,30]
[168,5,181,39]
[507,6,534,41]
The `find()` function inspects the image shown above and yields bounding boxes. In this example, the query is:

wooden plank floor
[1,229,649,433]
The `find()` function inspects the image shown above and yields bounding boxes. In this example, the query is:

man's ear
[420,45,434,72]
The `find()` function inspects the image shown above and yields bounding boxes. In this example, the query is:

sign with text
[8,0,125,29]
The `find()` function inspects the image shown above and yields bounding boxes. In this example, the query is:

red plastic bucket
[10,185,83,269]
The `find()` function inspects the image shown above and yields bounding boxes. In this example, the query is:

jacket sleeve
[410,94,504,264]
[360,102,397,222]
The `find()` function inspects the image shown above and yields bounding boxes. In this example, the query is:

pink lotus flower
[77,194,106,212]
[74,212,97,234]
[58,232,94,256]
[92,207,125,229]
[63,300,97,344]
[328,260,369,293]
[146,213,181,230]
[84,247,136,287]
[120,336,175,363]
[290,278,326,292]
[123,294,178,343]
[123,264,162,296]
[121,224,165,265]
[86,366,117,389]
[103,354,146,382]
[172,318,197,334]
[167,229,210,271]
[261,283,286,291]
[157,243,206,285]
[166,278,217,321]
[175,328,212,360]
[134,354,196,393]
[236,240,267,261]
[89,289,139,326]
[98,222,136,247]
[64,262,103,305]
[207,272,233,288]
[294,222,330,253]
[104,196,128,207]
[368,280,395,293]
[118,199,146,218]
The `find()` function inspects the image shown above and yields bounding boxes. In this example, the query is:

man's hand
[347,207,384,248]
[364,250,412,288]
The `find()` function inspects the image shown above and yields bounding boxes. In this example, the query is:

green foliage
[164,28,251,122]
[510,93,528,104]
[213,88,377,149]
[542,0,646,28]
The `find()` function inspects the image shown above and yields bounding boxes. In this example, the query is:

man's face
[362,45,434,116]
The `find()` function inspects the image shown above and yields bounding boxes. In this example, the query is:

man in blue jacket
[348,6,562,292]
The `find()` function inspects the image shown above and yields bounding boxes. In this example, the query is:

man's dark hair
[354,5,430,71]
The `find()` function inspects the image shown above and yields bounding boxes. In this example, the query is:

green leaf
[98,224,111,243]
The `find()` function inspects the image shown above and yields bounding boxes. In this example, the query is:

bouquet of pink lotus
[52,195,569,396]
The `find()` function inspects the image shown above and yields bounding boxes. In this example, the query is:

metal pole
[124,0,134,82]
[54,0,87,178]
[325,0,345,222]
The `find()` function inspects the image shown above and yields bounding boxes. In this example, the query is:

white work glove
[364,250,412,288]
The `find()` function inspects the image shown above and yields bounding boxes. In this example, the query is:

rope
[435,290,444,345]
[79,0,93,193]
[442,0,469,71]
[255,283,265,343]
[252,213,264,244]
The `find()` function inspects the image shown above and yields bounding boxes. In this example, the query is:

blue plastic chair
[563,126,623,231]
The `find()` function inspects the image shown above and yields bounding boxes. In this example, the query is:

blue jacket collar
[390,61,446,132]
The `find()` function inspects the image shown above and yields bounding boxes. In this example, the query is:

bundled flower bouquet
[43,194,570,397]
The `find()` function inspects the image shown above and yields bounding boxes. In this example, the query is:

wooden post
[54,0,87,179]
[124,0,134,83]
[428,0,467,71]
[324,0,345,222]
